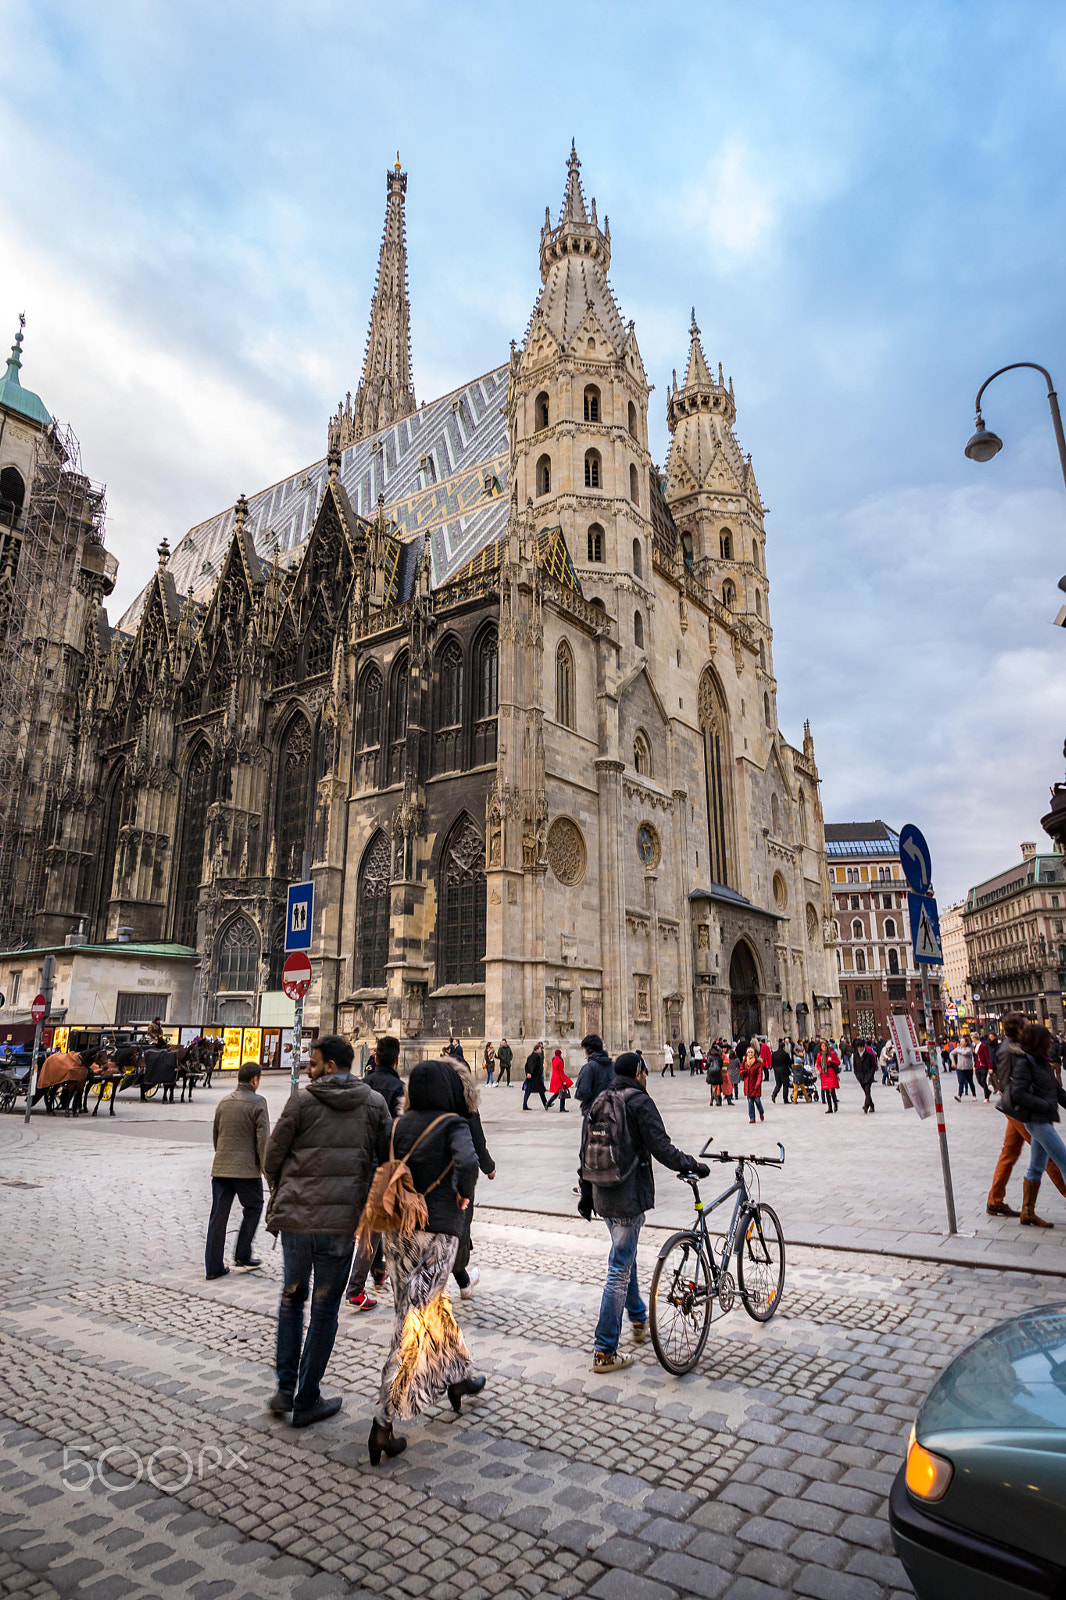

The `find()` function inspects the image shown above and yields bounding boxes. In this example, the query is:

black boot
[448,1375,486,1414]
[368,1419,407,1465]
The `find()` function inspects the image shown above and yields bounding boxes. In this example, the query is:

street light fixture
[965,362,1066,489]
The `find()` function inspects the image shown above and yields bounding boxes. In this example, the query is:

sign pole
[290,995,304,1096]
[24,960,56,1126]
[921,963,957,1235]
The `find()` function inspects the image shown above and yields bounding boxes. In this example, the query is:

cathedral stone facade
[35,148,841,1051]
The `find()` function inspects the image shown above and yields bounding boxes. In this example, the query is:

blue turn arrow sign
[899,823,933,896]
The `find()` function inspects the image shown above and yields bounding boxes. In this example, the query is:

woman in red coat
[738,1045,765,1124]
[817,1039,841,1114]
[546,1049,573,1113]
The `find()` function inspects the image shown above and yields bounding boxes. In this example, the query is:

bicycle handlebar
[696,1136,785,1168]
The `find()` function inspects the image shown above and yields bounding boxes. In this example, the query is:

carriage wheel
[0,1081,16,1113]
[143,1084,159,1100]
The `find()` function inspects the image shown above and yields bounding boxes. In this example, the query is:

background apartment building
[825,820,942,1041]
[962,842,1066,1032]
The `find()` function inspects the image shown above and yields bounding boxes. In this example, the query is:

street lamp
[965,362,1066,489]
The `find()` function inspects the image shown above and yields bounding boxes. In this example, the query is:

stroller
[791,1060,818,1103]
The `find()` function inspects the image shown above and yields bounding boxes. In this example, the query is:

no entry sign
[282,952,312,1000]
[30,993,47,1025]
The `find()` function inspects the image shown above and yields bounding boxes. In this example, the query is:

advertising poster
[242,1028,262,1068]
[222,1028,243,1073]
[888,1012,933,1120]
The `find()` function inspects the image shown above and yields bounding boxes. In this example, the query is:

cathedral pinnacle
[343,158,418,446]
[666,307,735,435]
[538,144,611,282]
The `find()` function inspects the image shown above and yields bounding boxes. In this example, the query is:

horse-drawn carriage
[0,1028,218,1116]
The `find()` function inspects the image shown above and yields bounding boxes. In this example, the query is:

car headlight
[905,1423,954,1502]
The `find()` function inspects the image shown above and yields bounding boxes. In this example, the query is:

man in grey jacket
[264,1034,391,1427]
[205,1060,270,1280]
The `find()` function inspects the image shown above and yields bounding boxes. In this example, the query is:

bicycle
[649,1136,786,1375]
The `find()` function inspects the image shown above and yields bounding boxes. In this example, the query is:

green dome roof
[0,320,50,427]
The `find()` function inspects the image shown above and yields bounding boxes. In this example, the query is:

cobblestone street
[1,1076,1064,1600]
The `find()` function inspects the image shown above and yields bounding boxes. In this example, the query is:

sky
[3,0,1066,903]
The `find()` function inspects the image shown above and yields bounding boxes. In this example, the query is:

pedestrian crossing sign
[907,892,943,966]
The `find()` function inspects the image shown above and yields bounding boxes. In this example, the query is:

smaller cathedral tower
[334,157,417,447]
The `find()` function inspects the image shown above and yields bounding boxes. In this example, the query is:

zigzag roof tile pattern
[117,364,510,633]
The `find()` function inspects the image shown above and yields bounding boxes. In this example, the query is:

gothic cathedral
[36,149,841,1050]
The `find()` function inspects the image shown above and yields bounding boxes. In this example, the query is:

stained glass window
[174,744,211,947]
[357,832,392,989]
[439,817,486,985]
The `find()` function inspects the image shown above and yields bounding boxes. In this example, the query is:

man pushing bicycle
[577,1051,709,1374]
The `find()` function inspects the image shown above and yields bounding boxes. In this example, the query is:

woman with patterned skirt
[368,1060,485,1465]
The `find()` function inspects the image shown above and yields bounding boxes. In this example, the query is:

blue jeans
[1025,1121,1066,1183]
[594,1214,647,1353]
[276,1231,354,1411]
[747,1095,763,1122]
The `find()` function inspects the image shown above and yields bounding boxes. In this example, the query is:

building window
[387,651,408,784]
[846,868,858,884]
[358,666,383,749]
[584,450,601,489]
[755,589,763,617]
[759,640,766,670]
[587,523,604,562]
[116,991,169,1026]
[855,949,866,972]
[632,537,642,578]
[476,628,498,719]
[357,832,391,989]
[852,918,864,939]
[174,743,212,947]
[536,455,551,496]
[720,529,732,560]
[535,391,549,430]
[439,816,486,985]
[556,639,575,729]
[634,731,651,776]
[583,385,600,422]
[629,463,639,505]
[439,639,463,727]
[763,692,771,727]
[681,529,694,570]
[634,610,644,648]
[9,971,20,1005]
[771,793,781,834]
[0,465,25,525]
[276,715,312,881]
[699,667,733,890]
[218,918,259,992]
[722,580,736,608]
[628,401,638,437]
[1054,895,1061,909]
[888,948,900,975]
[885,917,897,938]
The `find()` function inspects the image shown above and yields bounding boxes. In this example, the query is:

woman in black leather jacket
[1010,1024,1066,1227]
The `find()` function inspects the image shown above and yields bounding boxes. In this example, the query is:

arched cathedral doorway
[729,940,761,1042]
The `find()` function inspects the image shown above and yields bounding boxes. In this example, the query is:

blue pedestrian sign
[285,881,314,952]
[907,892,943,966]
[899,823,933,896]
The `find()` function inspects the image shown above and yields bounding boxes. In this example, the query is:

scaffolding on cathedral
[0,421,106,948]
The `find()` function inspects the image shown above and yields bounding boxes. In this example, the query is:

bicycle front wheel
[737,1203,785,1322]
[649,1230,714,1374]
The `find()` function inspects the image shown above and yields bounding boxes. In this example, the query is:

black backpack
[579,1083,640,1186]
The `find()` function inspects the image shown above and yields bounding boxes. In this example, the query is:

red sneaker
[346,1292,377,1313]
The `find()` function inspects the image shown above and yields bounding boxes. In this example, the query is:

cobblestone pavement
[1,1087,1064,1600]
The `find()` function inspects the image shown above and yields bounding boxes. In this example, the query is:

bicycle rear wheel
[649,1230,714,1374]
[736,1202,785,1322]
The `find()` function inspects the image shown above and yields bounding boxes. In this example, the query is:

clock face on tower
[636,823,660,868]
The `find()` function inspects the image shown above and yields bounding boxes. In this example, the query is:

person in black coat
[578,1053,706,1373]
[522,1043,547,1109]
[364,1036,405,1118]
[853,1040,877,1113]
[575,1034,614,1114]
[770,1041,792,1105]
[1011,1023,1066,1226]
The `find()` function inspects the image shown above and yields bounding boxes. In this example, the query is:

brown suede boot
[1020,1178,1054,1228]
[986,1199,1019,1217]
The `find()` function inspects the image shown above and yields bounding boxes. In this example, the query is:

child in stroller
[791,1058,818,1103]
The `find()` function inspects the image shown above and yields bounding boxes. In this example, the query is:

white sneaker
[460,1266,481,1300]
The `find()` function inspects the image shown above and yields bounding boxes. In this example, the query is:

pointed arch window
[305,603,333,678]
[476,629,498,719]
[630,463,639,505]
[218,917,259,992]
[584,450,601,489]
[535,391,550,430]
[0,466,25,527]
[763,692,772,727]
[357,831,392,989]
[633,731,651,776]
[387,652,408,785]
[174,743,212,947]
[720,529,732,560]
[699,668,734,889]
[94,766,126,941]
[759,640,766,670]
[632,537,642,578]
[276,715,312,880]
[439,816,487,985]
[556,639,575,729]
[358,666,383,749]
[628,401,638,438]
[634,610,644,648]
[722,580,736,609]
[587,523,604,563]
[755,589,763,618]
[536,455,551,497]
[771,792,781,835]
[583,385,600,422]
[207,636,234,712]
[439,639,463,727]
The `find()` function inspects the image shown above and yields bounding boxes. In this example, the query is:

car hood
[922,1303,1066,1435]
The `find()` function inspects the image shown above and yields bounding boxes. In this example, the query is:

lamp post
[965,362,1066,490]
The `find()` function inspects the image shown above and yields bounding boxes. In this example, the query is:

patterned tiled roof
[449,525,582,592]
[118,364,510,632]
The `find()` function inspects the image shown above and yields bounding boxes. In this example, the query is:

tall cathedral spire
[344,156,417,446]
